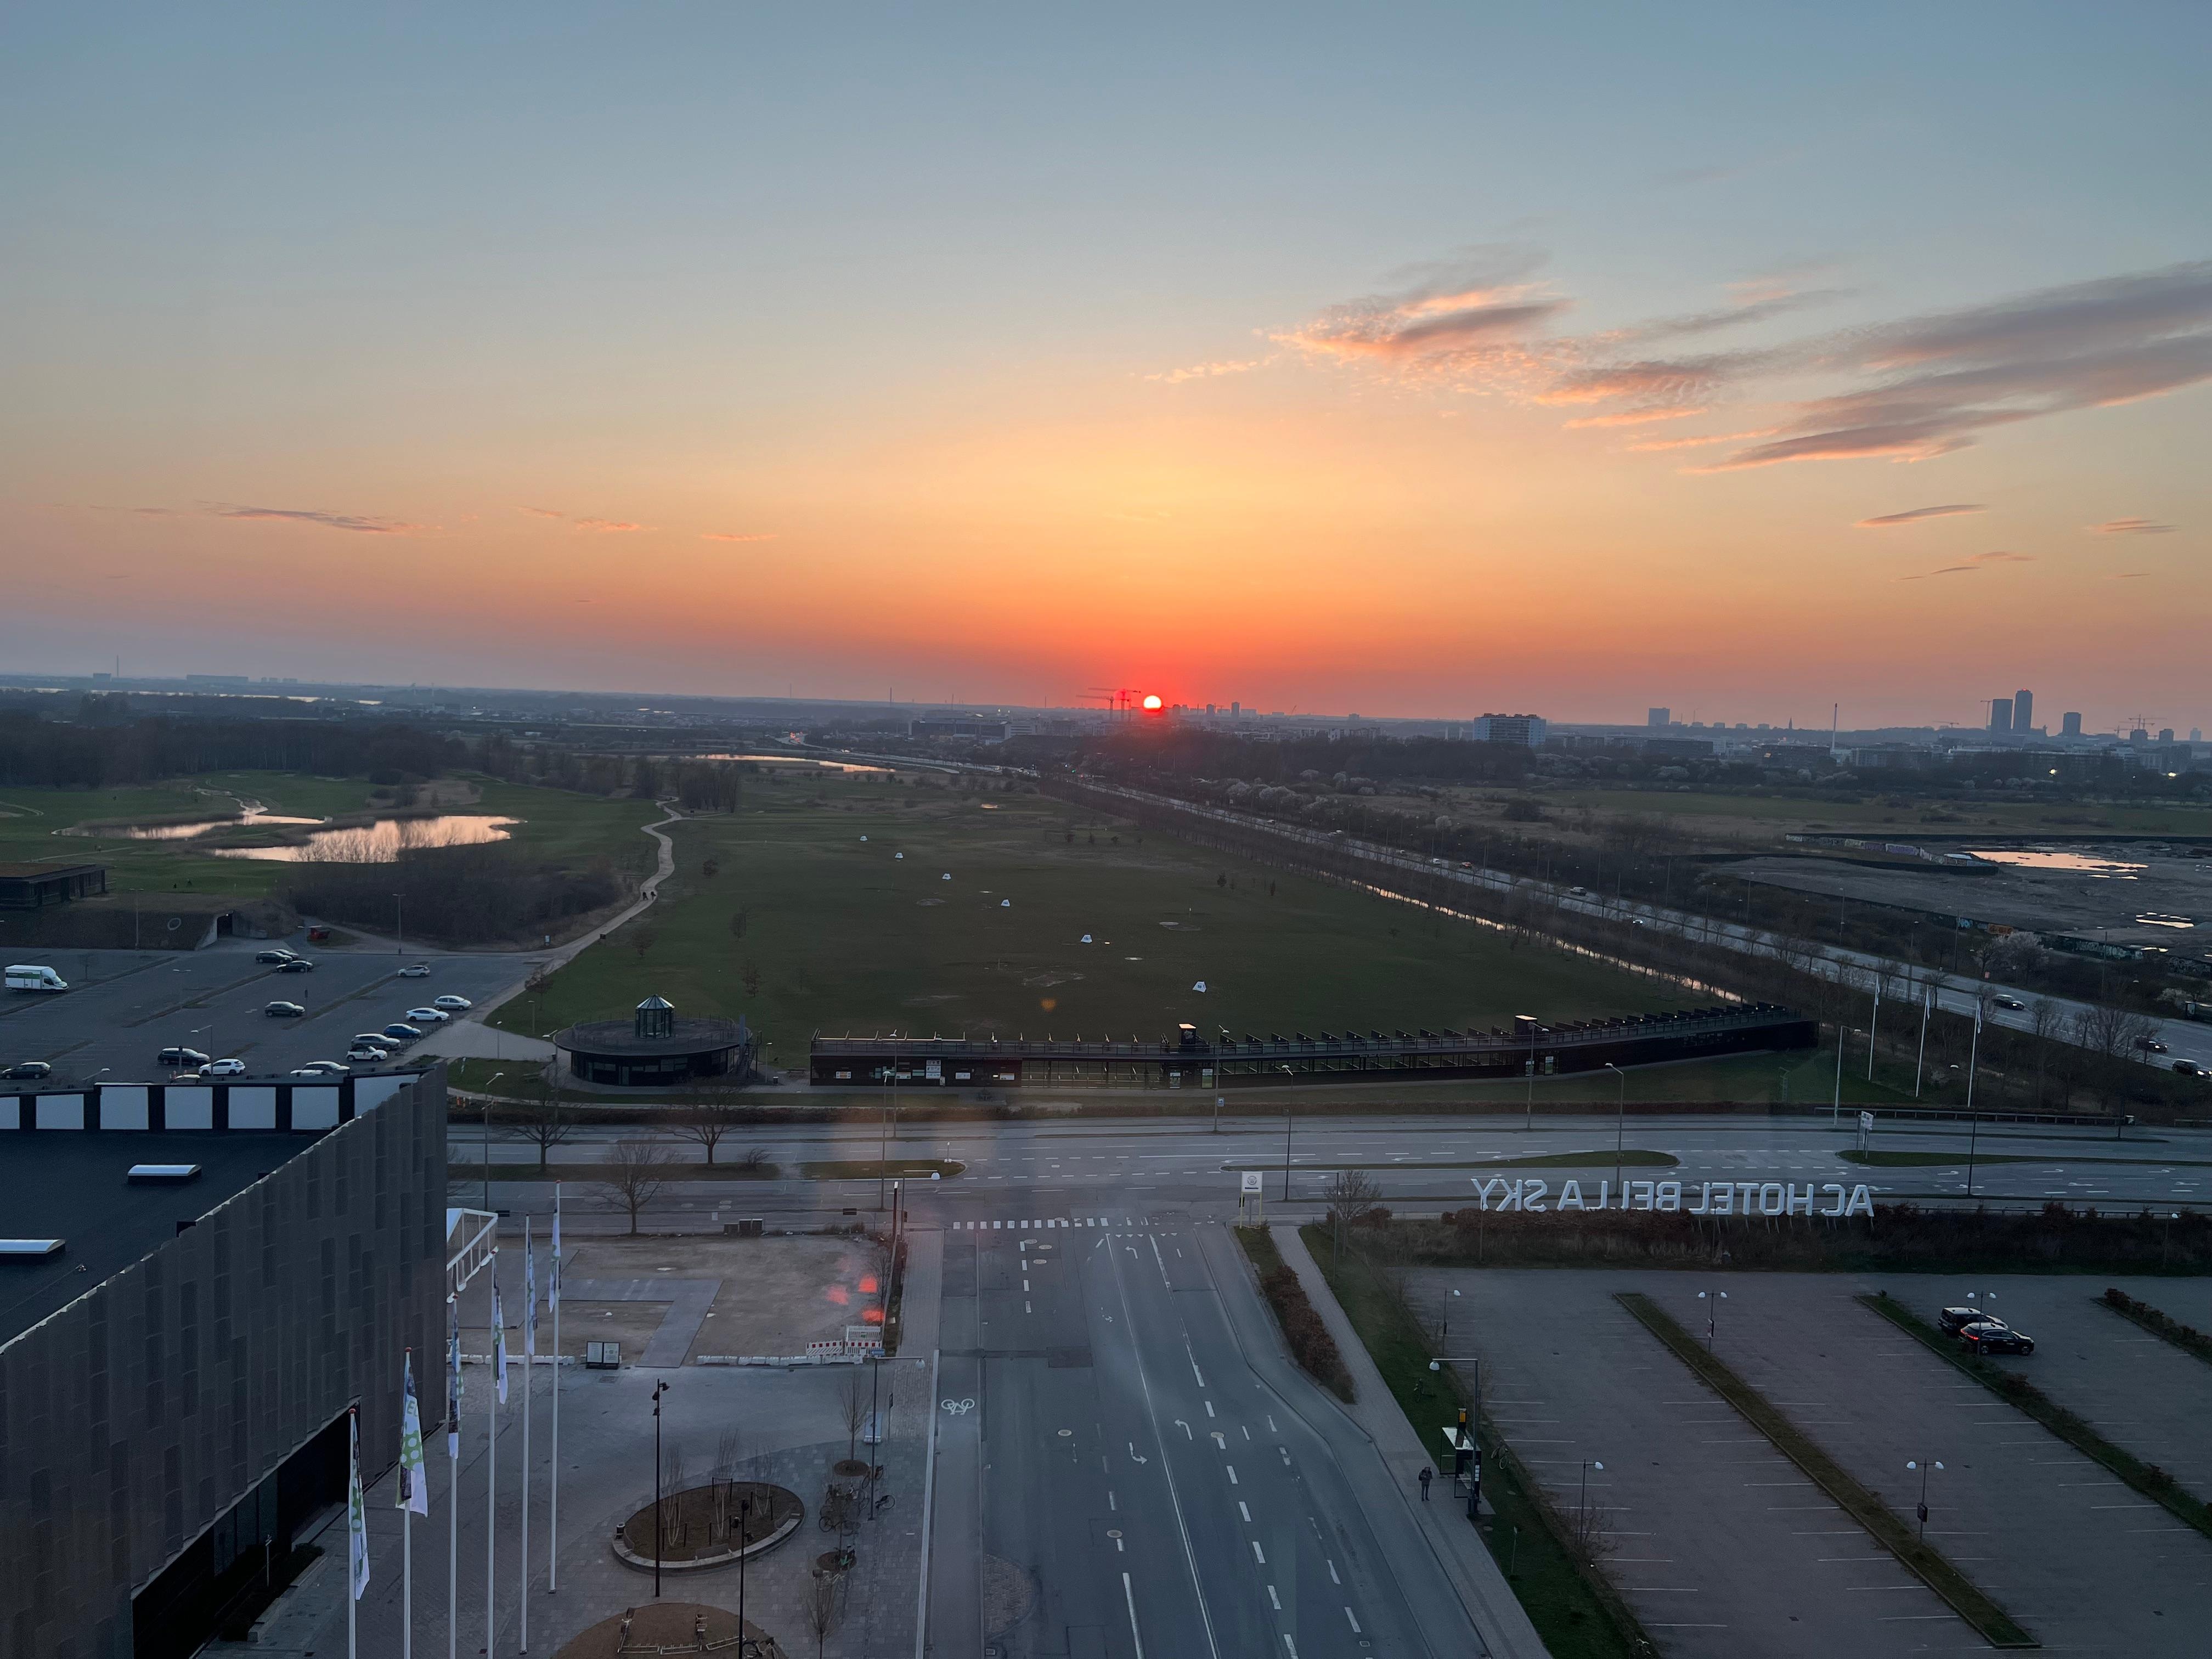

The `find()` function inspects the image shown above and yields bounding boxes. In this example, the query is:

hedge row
[2101,1287,2212,1364]
[1235,1228,1354,1401]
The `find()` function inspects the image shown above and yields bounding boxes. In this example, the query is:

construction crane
[1086,687,1141,718]
[2124,713,2161,741]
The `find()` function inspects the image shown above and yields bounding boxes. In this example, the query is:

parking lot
[0,940,541,1081]
[1413,1267,2212,1657]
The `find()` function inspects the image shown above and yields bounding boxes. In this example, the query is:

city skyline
[3,6,2207,726]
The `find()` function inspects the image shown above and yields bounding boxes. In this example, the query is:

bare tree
[670,1102,738,1166]
[1323,1169,1383,1259]
[839,1369,868,1465]
[516,1087,573,1168]
[804,1568,840,1657]
[595,1139,675,1235]
[2030,998,2066,1108]
[630,923,659,961]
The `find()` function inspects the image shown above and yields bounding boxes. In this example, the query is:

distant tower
[635,994,675,1041]
[2012,688,2033,735]
[1647,707,1671,727]
[1989,697,2013,735]
[2062,711,2083,737]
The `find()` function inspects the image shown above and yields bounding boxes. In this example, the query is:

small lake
[93,811,325,841]
[208,815,520,862]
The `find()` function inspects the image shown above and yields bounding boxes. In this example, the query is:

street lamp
[483,1074,504,1210]
[650,1379,670,1597]
[1604,1063,1626,1197]
[393,891,405,957]
[1696,1288,1728,1350]
[1905,1458,1943,1538]
[1278,1066,1295,1199]
[1578,1459,1605,1518]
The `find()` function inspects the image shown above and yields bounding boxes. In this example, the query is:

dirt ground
[456,1232,889,1363]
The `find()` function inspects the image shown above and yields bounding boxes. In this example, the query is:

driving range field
[490,775,1689,1058]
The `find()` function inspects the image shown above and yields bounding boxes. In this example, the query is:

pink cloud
[702,531,777,543]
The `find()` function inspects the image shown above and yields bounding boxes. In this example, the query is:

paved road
[1077,780,2212,1076]
[929,1198,1474,1658]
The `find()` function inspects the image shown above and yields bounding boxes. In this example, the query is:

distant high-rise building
[1989,697,2013,734]
[1475,713,1548,748]
[2012,688,2033,734]
[1231,701,1242,718]
[2193,728,2203,743]
[2062,710,2083,737]
[2160,729,2176,744]
[1647,707,1671,727]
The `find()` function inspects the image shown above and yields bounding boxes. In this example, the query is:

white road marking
[1205,1400,1216,1418]
[1251,1541,1266,1564]
[1121,1572,1145,1659]
[1227,1466,1238,1485]
[1266,1584,1280,1609]
[1344,1607,1362,1634]
[1240,1502,1251,1521]
[1327,1559,1340,1584]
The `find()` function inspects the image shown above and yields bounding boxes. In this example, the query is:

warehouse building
[0,1069,448,1658]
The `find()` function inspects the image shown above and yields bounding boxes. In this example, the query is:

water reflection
[1967,848,2147,877]
[210,815,519,861]
[678,753,891,773]
[90,811,325,841]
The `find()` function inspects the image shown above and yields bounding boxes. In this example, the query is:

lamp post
[1604,1063,1626,1198]
[1696,1288,1728,1350]
[483,1074,504,1210]
[1905,1458,1943,1539]
[393,891,405,957]
[1523,1018,1538,1132]
[1278,1066,1295,1200]
[650,1380,670,1598]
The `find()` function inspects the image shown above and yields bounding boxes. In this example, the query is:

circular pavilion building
[552,995,754,1087]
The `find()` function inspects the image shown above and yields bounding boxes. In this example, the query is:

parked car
[398,963,432,978]
[404,1006,450,1024]
[255,949,301,964]
[157,1046,211,1068]
[1939,1306,2003,1335]
[1962,1322,2035,1356]
[2172,1058,2209,1078]
[274,958,316,974]
[1,1060,53,1081]
[299,1059,352,1075]
[169,1068,205,1082]
[380,1023,425,1044]
[290,1065,334,1078]
[265,1000,307,1018]
[205,1058,247,1078]
[432,994,472,1011]
[1990,995,2026,1011]
[345,1046,391,1063]
[306,926,330,942]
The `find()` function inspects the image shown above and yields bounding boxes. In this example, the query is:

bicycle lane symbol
[941,1397,977,1416]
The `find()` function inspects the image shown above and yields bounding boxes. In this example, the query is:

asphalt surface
[929,1205,1475,1658]
[0,940,542,1080]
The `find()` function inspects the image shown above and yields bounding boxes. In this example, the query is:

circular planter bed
[612,1481,803,1573]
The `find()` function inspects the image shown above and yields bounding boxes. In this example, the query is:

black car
[274,958,316,973]
[1990,994,2026,1011]
[157,1045,211,1067]
[264,1000,308,1018]
[2174,1058,2209,1079]
[2135,1036,2169,1054]
[1961,1322,2034,1356]
[1939,1306,2002,1335]
[1,1060,53,1081]
[256,948,301,964]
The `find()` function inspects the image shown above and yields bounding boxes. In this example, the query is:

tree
[595,1139,675,1234]
[729,908,748,941]
[2030,998,2066,1108]
[1323,1169,1384,1243]
[839,1369,868,1465]
[670,1102,737,1166]
[516,1088,573,1168]
[741,962,761,998]
[630,924,659,961]
[804,1568,840,1656]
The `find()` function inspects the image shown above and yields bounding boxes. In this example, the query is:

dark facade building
[0,861,108,910]
[554,995,755,1086]
[0,1069,447,1658]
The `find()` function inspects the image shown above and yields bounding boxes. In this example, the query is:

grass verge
[799,1159,965,1181]
[1232,1227,1353,1402]
[2099,1288,2212,1365]
[1302,1231,1652,1659]
[447,1160,781,1183]
[1617,1291,2035,1648]
[1230,1149,1679,1173]
[1861,1291,2212,1542]
[1842,1149,2212,1169]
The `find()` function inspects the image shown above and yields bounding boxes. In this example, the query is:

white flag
[446,1302,463,1460]
[525,1229,538,1360]
[492,1277,509,1406]
[550,1198,562,1312]
[398,1351,428,1517]
[347,1411,370,1600]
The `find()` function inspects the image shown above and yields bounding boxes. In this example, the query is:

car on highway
[205,1059,247,1079]
[345,1046,391,1064]
[404,1006,449,1024]
[1939,1306,2002,1335]
[2,1060,54,1081]
[1961,1322,2035,1356]
[1990,994,2026,1011]
[255,949,301,965]
[2134,1036,2169,1053]
[264,1000,307,1018]
[2173,1058,2209,1078]
[157,1046,211,1068]
[274,958,317,973]
[432,994,472,1011]
[398,963,432,978]
[379,1023,425,1045]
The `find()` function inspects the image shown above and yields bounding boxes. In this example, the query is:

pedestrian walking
[1418,1465,1433,1502]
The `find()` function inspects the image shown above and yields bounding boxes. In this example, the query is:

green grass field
[493,776,1694,1058]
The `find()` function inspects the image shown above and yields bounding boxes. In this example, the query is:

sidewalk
[1271,1224,1549,1659]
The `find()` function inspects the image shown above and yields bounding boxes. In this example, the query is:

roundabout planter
[612,1481,803,1574]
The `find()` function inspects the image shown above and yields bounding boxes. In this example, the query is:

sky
[2,4,2207,732]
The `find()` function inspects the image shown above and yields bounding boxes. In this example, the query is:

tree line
[0,704,462,788]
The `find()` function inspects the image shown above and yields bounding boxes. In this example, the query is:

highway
[1071,780,2212,1076]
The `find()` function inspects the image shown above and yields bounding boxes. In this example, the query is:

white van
[5,964,69,993]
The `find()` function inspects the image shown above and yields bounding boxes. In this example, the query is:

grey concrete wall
[0,1071,448,1659]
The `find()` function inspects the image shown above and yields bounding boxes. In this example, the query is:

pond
[92,811,326,841]
[208,815,520,862]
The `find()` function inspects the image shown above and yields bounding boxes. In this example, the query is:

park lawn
[493,775,1691,1059]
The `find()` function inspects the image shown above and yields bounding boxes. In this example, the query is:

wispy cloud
[1624,427,1778,452]
[2091,517,2176,534]
[1147,358,1267,384]
[574,518,648,533]
[1899,550,2032,580]
[519,505,565,519]
[1562,407,1707,429]
[132,506,175,516]
[702,531,777,543]
[212,504,424,534]
[1857,503,1987,528]
[1273,245,1565,383]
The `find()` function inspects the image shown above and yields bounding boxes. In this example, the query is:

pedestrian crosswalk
[949,1216,1142,1230]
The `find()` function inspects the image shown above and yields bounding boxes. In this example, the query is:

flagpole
[347,1408,360,1659]
[488,1254,500,1659]
[550,1185,561,1596]
[522,1220,533,1654]
[448,1302,460,1659]
[403,1351,414,1659]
